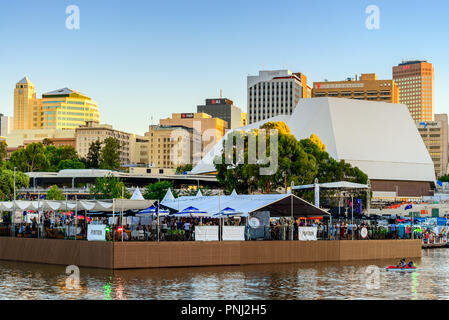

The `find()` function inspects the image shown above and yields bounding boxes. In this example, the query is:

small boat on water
[386,266,417,271]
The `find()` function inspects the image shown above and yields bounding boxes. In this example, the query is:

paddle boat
[386,265,417,271]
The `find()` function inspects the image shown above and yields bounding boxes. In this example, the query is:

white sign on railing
[298,227,317,241]
[87,224,106,241]
[222,226,245,241]
[195,226,219,241]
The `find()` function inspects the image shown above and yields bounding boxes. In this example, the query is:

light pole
[12,167,16,237]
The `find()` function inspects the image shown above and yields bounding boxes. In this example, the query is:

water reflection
[1,249,449,299]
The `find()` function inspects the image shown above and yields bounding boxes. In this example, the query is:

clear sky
[0,0,448,135]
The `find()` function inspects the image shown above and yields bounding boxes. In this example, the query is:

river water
[0,248,448,300]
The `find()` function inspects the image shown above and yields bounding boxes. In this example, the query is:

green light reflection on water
[104,282,112,300]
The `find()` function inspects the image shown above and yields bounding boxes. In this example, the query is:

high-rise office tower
[197,98,242,129]
[13,77,100,130]
[14,77,41,130]
[247,70,310,124]
[393,60,434,122]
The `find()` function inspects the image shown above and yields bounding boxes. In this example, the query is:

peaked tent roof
[230,189,238,196]
[196,189,203,197]
[130,187,145,200]
[161,188,175,202]
[190,98,435,183]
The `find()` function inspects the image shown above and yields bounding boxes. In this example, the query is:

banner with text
[195,226,219,241]
[298,227,317,241]
[222,226,245,241]
[87,224,106,241]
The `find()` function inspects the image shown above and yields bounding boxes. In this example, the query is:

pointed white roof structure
[230,189,237,196]
[18,76,32,84]
[130,187,145,200]
[161,188,175,203]
[190,98,435,183]
[196,189,203,197]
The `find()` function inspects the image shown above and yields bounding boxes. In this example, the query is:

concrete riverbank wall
[0,238,421,269]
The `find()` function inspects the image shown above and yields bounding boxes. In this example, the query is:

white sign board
[298,227,317,241]
[195,226,219,241]
[222,226,245,241]
[87,224,106,241]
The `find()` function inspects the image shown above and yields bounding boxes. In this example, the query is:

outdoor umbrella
[138,205,169,217]
[213,207,244,218]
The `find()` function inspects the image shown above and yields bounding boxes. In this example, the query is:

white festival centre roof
[190,98,435,183]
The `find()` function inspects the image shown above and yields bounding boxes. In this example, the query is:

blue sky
[0,0,448,135]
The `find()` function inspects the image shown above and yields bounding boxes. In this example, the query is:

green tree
[143,181,178,200]
[439,175,449,182]
[215,121,368,195]
[90,174,130,199]
[45,145,78,171]
[9,143,50,172]
[57,159,85,171]
[85,140,102,169]
[42,138,53,146]
[0,141,7,165]
[0,169,29,200]
[46,185,66,200]
[100,137,121,170]
[215,122,317,194]
[176,164,193,174]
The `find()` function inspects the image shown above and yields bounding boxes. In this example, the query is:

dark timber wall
[0,238,421,269]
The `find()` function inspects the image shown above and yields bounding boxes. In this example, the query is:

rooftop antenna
[220,88,222,98]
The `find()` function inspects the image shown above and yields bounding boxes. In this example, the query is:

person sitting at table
[18,224,25,235]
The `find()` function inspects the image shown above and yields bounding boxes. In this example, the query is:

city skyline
[1,0,448,135]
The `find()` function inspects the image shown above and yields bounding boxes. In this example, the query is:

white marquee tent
[0,199,155,212]
[161,192,329,218]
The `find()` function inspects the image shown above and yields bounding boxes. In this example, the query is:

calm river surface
[0,248,449,300]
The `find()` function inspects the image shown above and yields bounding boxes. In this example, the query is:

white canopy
[162,193,329,217]
[162,188,175,202]
[293,181,369,190]
[130,187,145,200]
[0,199,155,212]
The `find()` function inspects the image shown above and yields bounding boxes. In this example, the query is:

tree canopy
[0,168,29,200]
[176,164,193,174]
[85,140,102,169]
[214,121,368,194]
[100,137,121,170]
[143,181,178,200]
[90,174,130,199]
[46,185,66,200]
[0,141,7,165]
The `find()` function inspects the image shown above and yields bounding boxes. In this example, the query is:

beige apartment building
[417,114,448,178]
[75,121,132,166]
[129,135,149,165]
[6,128,76,148]
[159,112,227,157]
[144,125,201,170]
[313,73,399,103]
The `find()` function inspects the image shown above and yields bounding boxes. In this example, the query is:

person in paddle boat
[407,261,415,268]
[397,259,406,267]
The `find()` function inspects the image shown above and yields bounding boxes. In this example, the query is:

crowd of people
[1,211,448,244]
